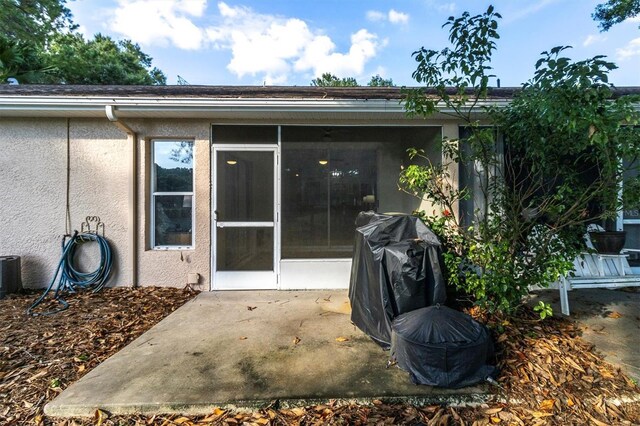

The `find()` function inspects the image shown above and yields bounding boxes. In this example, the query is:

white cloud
[110,0,207,50]
[616,37,640,60]
[210,2,383,84]
[388,9,409,25]
[583,34,606,47]
[108,1,383,84]
[366,10,386,22]
[294,29,381,81]
[436,3,456,14]
[503,0,558,24]
[366,9,409,25]
[76,25,90,38]
[424,1,456,14]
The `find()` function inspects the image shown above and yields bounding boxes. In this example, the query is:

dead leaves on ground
[0,287,197,425]
[481,307,640,425]
[1,289,639,425]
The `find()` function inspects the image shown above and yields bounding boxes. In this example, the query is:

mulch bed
[1,288,638,425]
[0,287,197,425]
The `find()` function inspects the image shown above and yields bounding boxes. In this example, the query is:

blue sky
[68,0,640,87]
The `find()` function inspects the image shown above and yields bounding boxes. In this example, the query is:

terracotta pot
[589,231,627,254]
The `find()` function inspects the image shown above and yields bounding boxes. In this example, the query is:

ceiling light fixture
[318,160,328,165]
[226,160,237,165]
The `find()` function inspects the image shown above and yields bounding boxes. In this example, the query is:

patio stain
[45,291,488,417]
[236,358,269,392]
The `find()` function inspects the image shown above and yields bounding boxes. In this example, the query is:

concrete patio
[45,291,489,417]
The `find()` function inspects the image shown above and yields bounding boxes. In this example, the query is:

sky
[67,0,640,87]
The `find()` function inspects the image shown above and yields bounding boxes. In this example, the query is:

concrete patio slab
[528,288,640,381]
[45,291,489,417]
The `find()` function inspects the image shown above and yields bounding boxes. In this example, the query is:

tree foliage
[311,73,395,87]
[311,72,360,87]
[0,0,166,84]
[400,6,640,315]
[0,0,75,45]
[0,35,52,83]
[368,74,395,86]
[46,33,166,85]
[593,0,640,31]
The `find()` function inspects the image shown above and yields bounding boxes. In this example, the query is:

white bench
[559,252,640,316]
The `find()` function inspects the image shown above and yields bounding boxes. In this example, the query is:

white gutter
[105,105,138,288]
[0,96,514,116]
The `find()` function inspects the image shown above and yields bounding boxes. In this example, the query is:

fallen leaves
[0,287,197,425]
[538,399,555,411]
[1,290,639,426]
[478,306,640,425]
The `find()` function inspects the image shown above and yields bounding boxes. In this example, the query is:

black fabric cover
[391,305,497,388]
[349,212,446,348]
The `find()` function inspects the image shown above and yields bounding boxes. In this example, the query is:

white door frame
[211,144,280,290]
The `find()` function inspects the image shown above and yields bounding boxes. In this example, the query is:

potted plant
[587,131,629,255]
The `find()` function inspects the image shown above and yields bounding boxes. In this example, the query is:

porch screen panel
[281,126,441,259]
[212,125,278,143]
[216,151,273,222]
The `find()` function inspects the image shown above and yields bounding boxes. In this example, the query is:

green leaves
[0,0,166,85]
[311,72,360,87]
[593,0,640,31]
[404,5,501,120]
[401,6,640,317]
[46,33,166,85]
[533,301,553,320]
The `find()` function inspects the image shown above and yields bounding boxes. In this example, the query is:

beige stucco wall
[0,116,458,291]
[127,119,211,290]
[0,118,131,288]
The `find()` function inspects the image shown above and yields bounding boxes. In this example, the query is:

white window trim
[151,139,195,250]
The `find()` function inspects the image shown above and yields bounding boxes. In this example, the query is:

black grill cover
[391,305,497,388]
[349,213,446,348]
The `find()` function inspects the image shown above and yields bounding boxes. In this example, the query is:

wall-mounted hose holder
[27,217,113,316]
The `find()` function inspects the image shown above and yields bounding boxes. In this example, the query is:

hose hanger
[81,216,105,238]
[27,216,113,316]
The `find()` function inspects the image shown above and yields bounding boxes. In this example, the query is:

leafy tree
[367,74,395,86]
[311,72,360,87]
[0,0,75,45]
[0,35,52,83]
[400,6,640,315]
[593,0,640,31]
[0,0,166,84]
[46,33,166,85]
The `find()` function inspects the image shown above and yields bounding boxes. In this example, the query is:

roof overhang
[0,95,512,122]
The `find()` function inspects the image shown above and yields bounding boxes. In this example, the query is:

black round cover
[391,305,497,388]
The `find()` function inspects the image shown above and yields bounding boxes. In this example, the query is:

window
[152,140,194,249]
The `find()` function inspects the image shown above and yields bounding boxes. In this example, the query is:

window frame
[151,139,195,250]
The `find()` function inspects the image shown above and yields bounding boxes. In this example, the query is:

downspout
[105,105,138,287]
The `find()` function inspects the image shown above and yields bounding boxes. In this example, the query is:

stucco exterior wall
[127,119,211,290]
[0,115,457,291]
[0,118,131,288]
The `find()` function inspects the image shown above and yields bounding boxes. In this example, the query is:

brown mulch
[1,288,639,425]
[0,287,198,425]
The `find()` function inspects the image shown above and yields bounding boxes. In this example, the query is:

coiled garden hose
[27,231,113,316]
